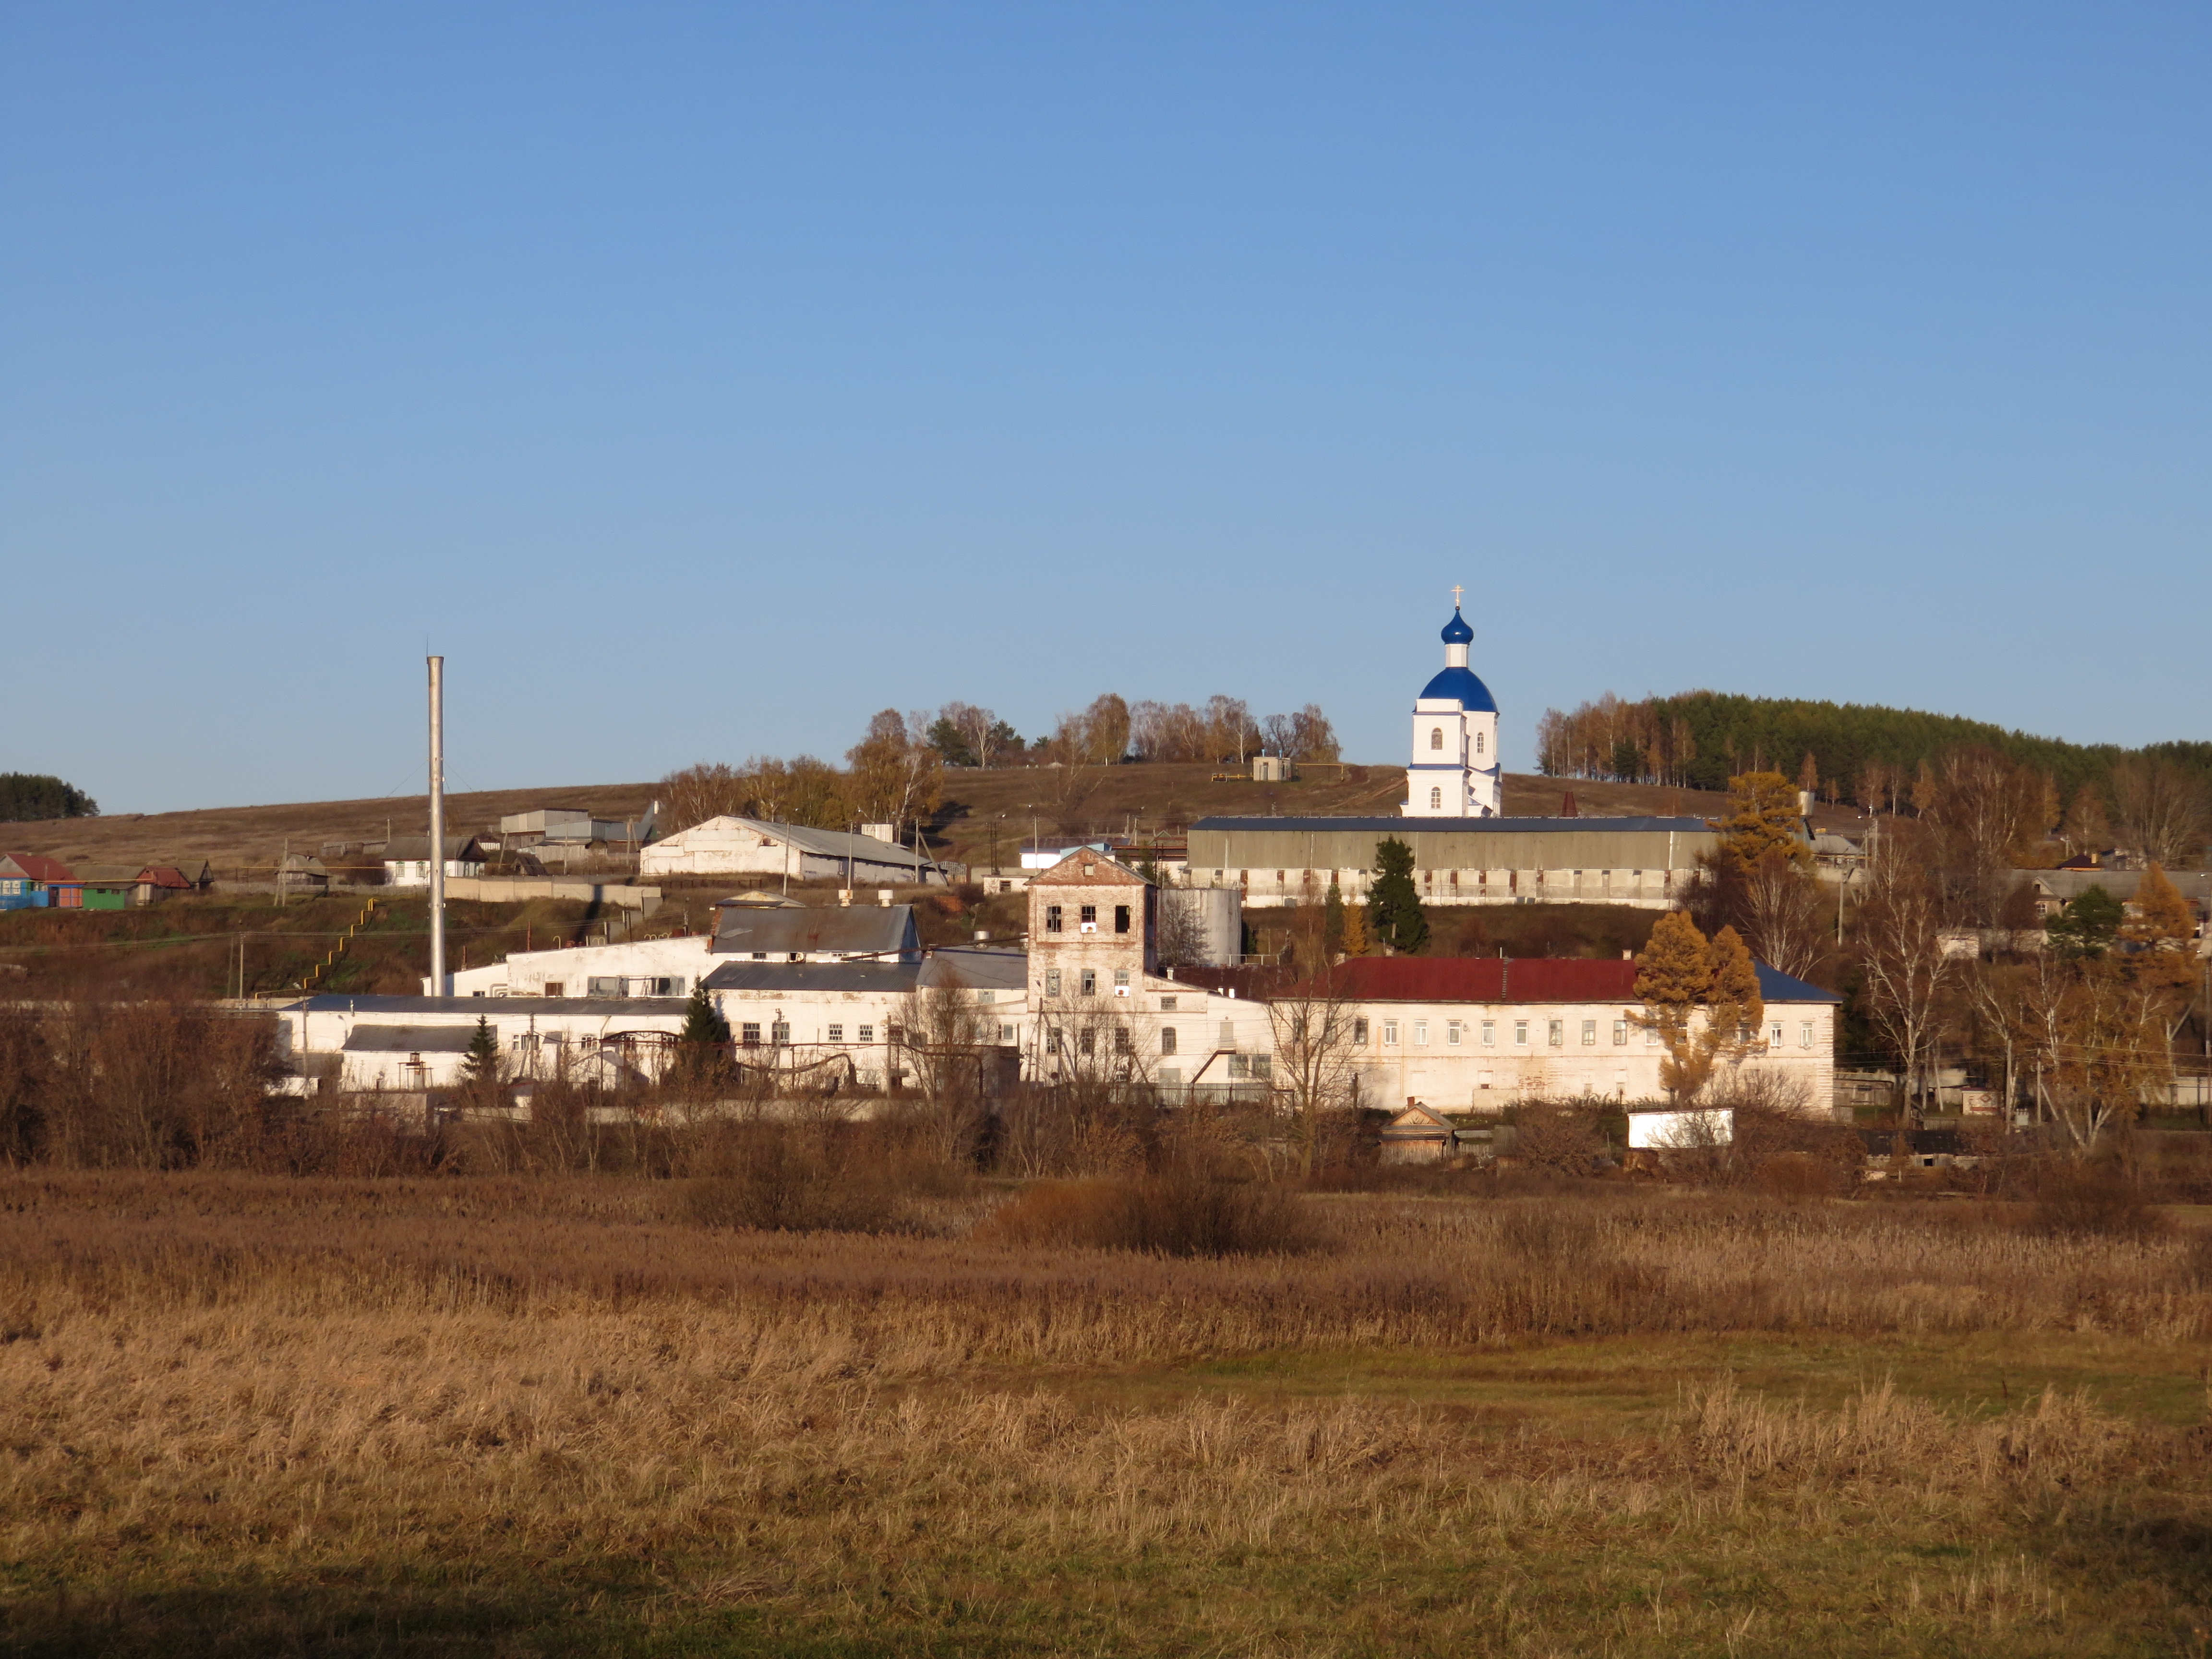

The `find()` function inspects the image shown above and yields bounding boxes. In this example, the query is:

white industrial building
[639,817,948,884]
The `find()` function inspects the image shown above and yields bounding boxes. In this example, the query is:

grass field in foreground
[3,1173,2211,1657]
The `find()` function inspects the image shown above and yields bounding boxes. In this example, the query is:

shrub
[977,1173,1326,1257]
[2027,1164,2164,1238]
[685,1125,904,1234]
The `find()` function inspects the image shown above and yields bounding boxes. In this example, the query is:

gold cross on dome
[1450,584,1464,609]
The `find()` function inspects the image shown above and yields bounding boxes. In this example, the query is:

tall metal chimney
[427,655,446,995]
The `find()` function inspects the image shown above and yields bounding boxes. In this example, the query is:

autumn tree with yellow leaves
[1633,911,1767,1105]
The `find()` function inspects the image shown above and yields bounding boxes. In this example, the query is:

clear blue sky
[4,3,2205,811]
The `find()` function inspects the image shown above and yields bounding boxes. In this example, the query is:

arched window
[1429,787,1442,809]
[1475,732,1484,755]
[1430,726,1443,750]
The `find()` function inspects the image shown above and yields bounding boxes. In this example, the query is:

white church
[1401,589,1502,817]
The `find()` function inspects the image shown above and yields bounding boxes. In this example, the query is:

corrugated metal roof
[712,904,918,957]
[702,961,923,994]
[382,836,486,861]
[676,817,931,870]
[0,854,74,881]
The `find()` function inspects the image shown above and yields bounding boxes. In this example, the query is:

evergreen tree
[2047,886,2125,958]
[679,982,733,1049]
[462,1016,500,1086]
[1367,838,1429,955]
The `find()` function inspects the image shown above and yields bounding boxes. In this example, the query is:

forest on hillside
[0,773,98,823]
[1537,690,2211,810]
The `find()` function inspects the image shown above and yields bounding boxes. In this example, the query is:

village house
[381,835,489,888]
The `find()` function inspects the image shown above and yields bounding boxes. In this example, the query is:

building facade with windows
[1313,956,1838,1111]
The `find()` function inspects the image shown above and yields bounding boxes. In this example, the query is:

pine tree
[1367,837,1428,955]
[2047,886,2125,958]
[679,983,732,1047]
[462,1016,500,1086]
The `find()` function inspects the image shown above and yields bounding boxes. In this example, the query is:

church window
[1430,727,1443,751]
[1475,732,1484,755]
[1429,788,1442,809]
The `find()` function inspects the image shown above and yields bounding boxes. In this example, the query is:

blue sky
[3,3,2205,811]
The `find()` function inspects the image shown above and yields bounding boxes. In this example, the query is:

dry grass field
[4,1173,2212,1656]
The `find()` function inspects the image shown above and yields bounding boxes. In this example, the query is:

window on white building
[1080,904,1097,926]
[1548,1019,1564,1047]
[1081,969,1097,996]
[1046,969,1061,996]
[1354,1017,1369,1043]
[1382,1020,1400,1046]
[740,1022,762,1046]
[1475,732,1484,755]
[1079,1029,1095,1057]
[858,1024,875,1042]
[827,1024,844,1042]
[1582,1020,1597,1046]
[1613,1020,1628,1046]
[999,1022,1016,1043]
[1114,969,1130,989]
[1446,1021,1463,1046]
[1646,1027,1660,1046]
[1430,726,1443,750]
[1514,1021,1528,1046]
[1770,1024,1784,1047]
[1480,1020,1495,1046]
[1429,788,1442,809]
[1800,1022,1815,1048]
[1159,996,1177,1011]
[1046,905,1063,933]
[1414,1020,1430,1046]
[1160,1027,1178,1055]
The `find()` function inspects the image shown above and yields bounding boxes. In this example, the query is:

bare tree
[1265,967,1366,1177]
[2110,758,2210,868]
[1854,824,1955,1128]
[1919,747,2054,924]
[1733,851,1831,982]
[1154,889,1214,969]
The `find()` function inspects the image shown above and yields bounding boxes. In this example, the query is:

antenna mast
[427,655,446,994]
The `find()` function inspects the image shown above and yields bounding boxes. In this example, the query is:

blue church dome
[1419,665,1497,712]
[1440,607,1473,645]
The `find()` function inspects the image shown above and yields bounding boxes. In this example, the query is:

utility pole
[428,655,446,996]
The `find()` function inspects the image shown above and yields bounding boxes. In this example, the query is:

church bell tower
[1402,588,1501,817]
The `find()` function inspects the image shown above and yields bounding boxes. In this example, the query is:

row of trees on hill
[923,694,1339,769]
[1539,693,2210,868]
[0,773,97,822]
[659,696,1342,837]
[1539,689,2209,816]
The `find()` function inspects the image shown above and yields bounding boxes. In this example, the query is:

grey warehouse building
[1183,816,1719,910]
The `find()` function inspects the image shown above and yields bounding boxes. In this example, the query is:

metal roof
[286,994,688,1015]
[711,904,918,957]
[681,817,931,870]
[1277,957,1839,1005]
[381,836,486,861]
[702,961,923,994]
[919,947,1028,991]
[341,1026,480,1053]
[1192,815,1711,834]
[0,854,74,881]
[1417,666,1497,712]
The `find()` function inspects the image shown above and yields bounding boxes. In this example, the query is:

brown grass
[4,1173,2212,1655]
